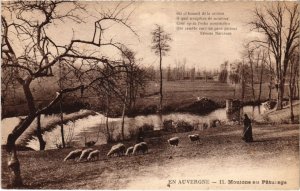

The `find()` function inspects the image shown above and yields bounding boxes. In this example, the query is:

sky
[84,1,261,70]
[130,1,257,70]
[2,1,296,71]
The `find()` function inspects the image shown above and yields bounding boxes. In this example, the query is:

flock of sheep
[63,133,200,162]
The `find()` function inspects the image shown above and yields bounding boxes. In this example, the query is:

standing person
[242,114,253,142]
[136,127,144,143]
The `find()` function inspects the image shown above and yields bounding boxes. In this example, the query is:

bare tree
[249,2,299,109]
[119,47,148,140]
[1,1,136,187]
[288,47,299,123]
[151,24,172,112]
[266,43,276,101]
[218,61,228,83]
[35,114,46,150]
[246,48,256,101]
[228,62,241,98]
[254,49,266,102]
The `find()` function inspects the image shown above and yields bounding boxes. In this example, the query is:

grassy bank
[1,123,298,189]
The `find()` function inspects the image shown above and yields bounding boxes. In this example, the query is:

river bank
[2,100,299,151]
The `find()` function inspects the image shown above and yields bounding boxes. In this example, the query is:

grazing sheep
[107,143,126,157]
[188,134,200,143]
[168,137,179,146]
[132,142,148,155]
[87,150,100,161]
[63,149,82,161]
[77,148,94,161]
[125,146,134,156]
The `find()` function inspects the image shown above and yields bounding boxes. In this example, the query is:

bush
[178,97,219,114]
[127,127,138,140]
[175,120,194,132]
[162,119,175,132]
[127,123,154,140]
[208,119,221,128]
[162,119,194,133]
[140,123,154,132]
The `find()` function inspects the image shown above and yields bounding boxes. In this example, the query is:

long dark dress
[243,117,253,142]
[136,128,144,143]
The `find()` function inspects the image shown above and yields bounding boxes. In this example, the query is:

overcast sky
[133,2,254,70]
[3,1,296,71]
[38,2,257,69]
[77,1,264,70]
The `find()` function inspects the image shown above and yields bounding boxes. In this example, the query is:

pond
[1,105,266,150]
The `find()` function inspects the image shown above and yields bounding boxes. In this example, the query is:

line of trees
[218,3,299,123]
[248,2,299,110]
[147,64,217,82]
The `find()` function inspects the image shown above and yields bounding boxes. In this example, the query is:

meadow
[2,79,283,118]
[1,123,298,189]
[134,79,280,113]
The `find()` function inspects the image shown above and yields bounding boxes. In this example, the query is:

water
[1,105,266,150]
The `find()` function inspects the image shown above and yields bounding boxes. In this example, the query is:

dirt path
[125,152,298,189]
[124,126,299,190]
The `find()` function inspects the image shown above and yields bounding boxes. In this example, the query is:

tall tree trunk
[289,59,297,123]
[240,62,246,101]
[121,85,128,141]
[59,98,65,148]
[296,72,299,99]
[275,55,284,110]
[250,59,256,101]
[276,80,284,110]
[159,49,163,112]
[267,46,273,102]
[289,87,294,123]
[105,95,111,142]
[268,85,272,101]
[6,114,36,187]
[6,78,36,187]
[268,69,273,101]
[258,58,264,102]
[7,146,22,188]
[36,114,46,150]
[234,83,236,98]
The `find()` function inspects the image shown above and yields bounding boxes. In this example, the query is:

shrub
[175,120,194,132]
[128,127,138,140]
[208,119,221,128]
[162,119,175,132]
[140,123,154,132]
[163,120,194,132]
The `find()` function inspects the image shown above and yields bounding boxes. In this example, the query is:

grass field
[1,79,291,117]
[135,80,280,112]
[1,123,298,189]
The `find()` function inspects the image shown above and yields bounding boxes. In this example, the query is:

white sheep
[87,149,100,161]
[168,137,179,146]
[63,149,82,161]
[125,146,134,156]
[107,143,126,157]
[132,142,148,155]
[77,148,94,162]
[188,134,200,144]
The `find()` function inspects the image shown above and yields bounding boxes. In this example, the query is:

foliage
[218,69,228,83]
[162,119,193,133]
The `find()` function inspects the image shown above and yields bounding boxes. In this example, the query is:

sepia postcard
[1,1,299,190]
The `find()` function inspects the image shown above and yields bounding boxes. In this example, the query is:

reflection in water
[242,105,265,120]
[2,105,265,150]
